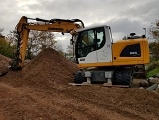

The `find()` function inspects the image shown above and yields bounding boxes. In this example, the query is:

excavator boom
[10,16,84,69]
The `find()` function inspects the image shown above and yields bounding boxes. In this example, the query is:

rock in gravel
[148,77,159,86]
[139,80,149,87]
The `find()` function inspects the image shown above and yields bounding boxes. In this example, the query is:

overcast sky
[0,0,159,51]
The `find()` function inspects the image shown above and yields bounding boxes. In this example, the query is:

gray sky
[0,0,159,51]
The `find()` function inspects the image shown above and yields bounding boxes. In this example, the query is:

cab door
[75,26,112,64]
[96,26,112,62]
[76,29,97,64]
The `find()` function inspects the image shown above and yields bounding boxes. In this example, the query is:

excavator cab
[74,25,113,66]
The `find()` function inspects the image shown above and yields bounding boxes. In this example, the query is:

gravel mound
[0,54,11,76]
[1,48,78,88]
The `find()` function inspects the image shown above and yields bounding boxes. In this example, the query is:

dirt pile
[0,54,11,76]
[1,48,78,88]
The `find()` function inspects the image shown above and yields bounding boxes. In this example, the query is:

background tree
[65,44,75,59]
[7,30,18,46]
[0,29,15,58]
[32,31,57,52]
[146,19,159,78]
[54,42,64,55]
[66,44,74,55]
[149,19,159,60]
[0,28,4,36]
[7,30,63,59]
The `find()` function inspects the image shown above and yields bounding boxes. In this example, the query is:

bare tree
[66,45,74,55]
[0,28,4,36]
[149,19,159,60]
[7,30,61,59]
[7,30,18,46]
[149,19,159,41]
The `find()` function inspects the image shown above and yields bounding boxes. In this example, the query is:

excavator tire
[74,71,85,84]
[112,68,133,87]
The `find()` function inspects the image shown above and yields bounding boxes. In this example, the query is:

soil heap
[2,48,78,88]
[0,54,11,76]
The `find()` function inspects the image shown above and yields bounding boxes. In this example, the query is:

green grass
[146,67,159,78]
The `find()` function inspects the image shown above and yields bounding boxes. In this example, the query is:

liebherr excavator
[11,16,150,87]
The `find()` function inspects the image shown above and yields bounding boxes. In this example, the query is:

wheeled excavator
[10,16,150,87]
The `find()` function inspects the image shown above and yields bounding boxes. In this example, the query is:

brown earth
[0,54,11,76]
[0,48,159,120]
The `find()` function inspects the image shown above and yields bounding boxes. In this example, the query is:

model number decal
[130,52,137,55]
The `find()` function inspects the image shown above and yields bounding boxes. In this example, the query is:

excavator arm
[10,16,84,69]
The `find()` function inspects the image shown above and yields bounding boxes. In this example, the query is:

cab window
[96,27,105,49]
[77,29,95,57]
[76,27,105,58]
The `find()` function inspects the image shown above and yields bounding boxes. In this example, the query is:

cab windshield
[76,27,105,58]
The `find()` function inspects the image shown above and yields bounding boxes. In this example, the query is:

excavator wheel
[74,71,86,84]
[112,68,133,87]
